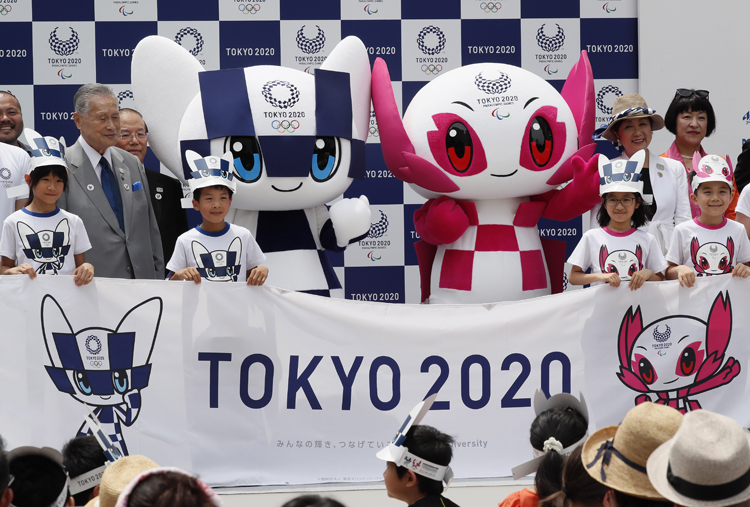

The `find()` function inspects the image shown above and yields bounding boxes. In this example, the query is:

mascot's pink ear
[561,51,595,148]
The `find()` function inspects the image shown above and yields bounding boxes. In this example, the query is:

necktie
[100,157,124,232]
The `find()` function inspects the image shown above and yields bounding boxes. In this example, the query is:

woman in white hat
[593,94,691,253]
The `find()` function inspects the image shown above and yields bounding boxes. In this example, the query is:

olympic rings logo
[238,4,261,14]
[421,64,443,75]
[368,126,379,138]
[480,2,501,13]
[0,5,12,15]
[90,361,103,368]
[272,120,300,133]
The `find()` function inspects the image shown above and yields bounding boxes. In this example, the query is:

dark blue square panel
[345,144,403,205]
[220,21,281,68]
[580,18,637,80]
[0,23,33,84]
[33,0,94,21]
[326,248,344,268]
[402,0,460,19]
[34,85,81,144]
[342,20,402,82]
[404,204,423,266]
[157,0,218,21]
[547,79,564,94]
[461,19,521,67]
[402,81,428,112]
[537,215,582,259]
[280,1,339,20]
[521,0,579,18]
[96,22,157,84]
[344,266,405,303]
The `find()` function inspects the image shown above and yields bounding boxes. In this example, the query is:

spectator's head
[61,437,107,506]
[0,437,12,507]
[382,425,454,503]
[0,91,24,147]
[582,402,683,501]
[23,129,69,206]
[539,446,609,507]
[664,88,716,139]
[647,410,750,507]
[529,400,589,499]
[115,109,148,163]
[97,456,158,507]
[8,446,72,507]
[113,468,221,507]
[72,84,120,155]
[281,495,346,507]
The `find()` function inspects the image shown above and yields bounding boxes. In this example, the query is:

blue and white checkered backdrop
[0,0,638,303]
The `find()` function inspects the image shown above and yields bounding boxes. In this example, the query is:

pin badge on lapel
[87,184,94,191]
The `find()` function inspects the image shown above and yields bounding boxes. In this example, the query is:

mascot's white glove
[329,195,372,248]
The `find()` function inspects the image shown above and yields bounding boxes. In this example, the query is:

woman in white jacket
[591,94,691,253]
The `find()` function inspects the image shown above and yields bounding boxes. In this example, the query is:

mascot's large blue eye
[74,370,92,395]
[226,136,262,183]
[112,369,129,394]
[311,137,341,182]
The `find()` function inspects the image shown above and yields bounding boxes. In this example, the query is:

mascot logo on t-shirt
[18,218,71,274]
[599,244,643,281]
[132,36,372,297]
[616,291,740,414]
[691,237,733,276]
[192,237,242,282]
[42,295,161,456]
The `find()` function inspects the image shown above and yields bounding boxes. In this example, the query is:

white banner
[1,276,748,486]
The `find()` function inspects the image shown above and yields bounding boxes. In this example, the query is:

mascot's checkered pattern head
[25,128,67,172]
[690,153,733,193]
[132,36,371,211]
[42,295,161,405]
[185,150,236,194]
[598,149,645,196]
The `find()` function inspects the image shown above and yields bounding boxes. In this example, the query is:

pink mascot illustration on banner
[371,52,600,304]
[131,35,372,297]
[616,291,741,413]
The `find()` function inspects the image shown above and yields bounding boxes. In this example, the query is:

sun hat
[113,467,222,507]
[582,402,683,499]
[97,455,158,507]
[689,153,733,193]
[647,410,750,507]
[598,149,646,197]
[595,94,665,144]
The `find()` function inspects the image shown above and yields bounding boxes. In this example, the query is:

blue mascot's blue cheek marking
[234,155,261,182]
[112,370,129,394]
[75,370,92,395]
[312,154,336,181]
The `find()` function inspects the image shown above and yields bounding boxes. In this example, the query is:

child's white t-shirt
[735,185,750,217]
[167,223,266,282]
[567,227,669,285]
[666,218,750,276]
[0,207,91,275]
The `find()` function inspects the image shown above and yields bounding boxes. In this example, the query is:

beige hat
[647,410,750,507]
[97,456,158,507]
[582,402,683,499]
[596,93,665,143]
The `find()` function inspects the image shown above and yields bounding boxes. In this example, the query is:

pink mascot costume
[372,53,600,304]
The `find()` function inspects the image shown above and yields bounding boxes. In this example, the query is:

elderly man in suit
[59,83,163,279]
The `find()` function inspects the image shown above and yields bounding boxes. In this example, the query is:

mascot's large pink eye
[607,264,618,275]
[719,257,728,270]
[529,116,554,167]
[638,357,656,384]
[679,347,696,376]
[628,264,637,276]
[700,257,709,270]
[445,122,473,173]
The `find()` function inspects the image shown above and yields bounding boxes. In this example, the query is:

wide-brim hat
[597,94,665,143]
[582,402,683,499]
[97,455,158,507]
[647,410,750,507]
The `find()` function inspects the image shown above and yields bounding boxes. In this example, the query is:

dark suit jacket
[144,168,189,276]
[58,141,164,279]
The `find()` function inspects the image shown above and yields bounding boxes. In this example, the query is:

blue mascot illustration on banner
[131,36,372,297]
[616,291,740,413]
[42,295,162,456]
[371,52,601,304]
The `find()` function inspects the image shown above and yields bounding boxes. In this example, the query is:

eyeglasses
[119,131,147,141]
[605,197,635,207]
[676,88,709,99]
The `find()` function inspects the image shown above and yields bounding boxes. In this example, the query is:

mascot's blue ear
[132,35,206,182]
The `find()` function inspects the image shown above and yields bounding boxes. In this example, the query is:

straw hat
[582,402,683,499]
[97,456,158,507]
[647,410,750,507]
[114,467,222,507]
[596,94,665,143]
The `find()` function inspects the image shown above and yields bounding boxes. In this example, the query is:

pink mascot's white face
[398,64,579,201]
